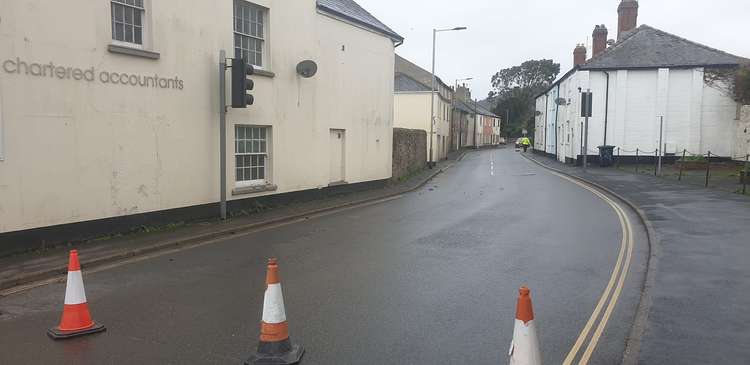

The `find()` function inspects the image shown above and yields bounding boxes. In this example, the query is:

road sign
[581,92,593,118]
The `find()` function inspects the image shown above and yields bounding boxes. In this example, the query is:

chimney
[617,0,639,40]
[592,25,608,58]
[574,44,587,67]
[455,85,471,102]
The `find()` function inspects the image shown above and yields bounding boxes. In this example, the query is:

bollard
[635,149,639,174]
[678,149,686,181]
[743,154,749,195]
[705,151,711,188]
[616,147,621,168]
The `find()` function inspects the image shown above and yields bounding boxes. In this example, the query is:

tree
[486,59,560,137]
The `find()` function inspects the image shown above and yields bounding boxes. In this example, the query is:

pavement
[0,153,463,292]
[0,147,649,364]
[524,151,750,364]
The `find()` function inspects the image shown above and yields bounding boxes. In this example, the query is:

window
[234,1,266,67]
[111,0,144,46]
[235,125,269,185]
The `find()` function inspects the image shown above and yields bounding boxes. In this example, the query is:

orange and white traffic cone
[48,250,106,339]
[246,258,304,365]
[508,286,541,365]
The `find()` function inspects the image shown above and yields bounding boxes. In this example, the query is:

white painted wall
[393,92,450,161]
[0,0,396,233]
[700,77,738,157]
[535,97,546,150]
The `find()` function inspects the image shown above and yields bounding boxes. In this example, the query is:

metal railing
[605,147,750,194]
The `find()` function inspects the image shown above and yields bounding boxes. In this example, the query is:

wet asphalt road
[0,148,648,364]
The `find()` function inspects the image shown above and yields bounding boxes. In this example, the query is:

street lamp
[429,26,467,168]
[454,77,472,150]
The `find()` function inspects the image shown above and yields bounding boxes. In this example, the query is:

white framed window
[235,125,269,186]
[111,0,145,46]
[234,1,266,68]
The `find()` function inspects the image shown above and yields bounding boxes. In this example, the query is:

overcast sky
[354,0,750,99]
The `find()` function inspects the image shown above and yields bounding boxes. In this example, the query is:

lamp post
[429,26,467,168]
[454,77,472,150]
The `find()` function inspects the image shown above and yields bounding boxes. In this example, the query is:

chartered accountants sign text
[2,58,184,90]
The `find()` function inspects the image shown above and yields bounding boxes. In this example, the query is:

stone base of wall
[392,128,427,180]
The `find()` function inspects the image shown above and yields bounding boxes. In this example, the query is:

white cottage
[535,0,747,164]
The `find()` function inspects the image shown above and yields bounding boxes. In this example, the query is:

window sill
[232,183,277,196]
[254,69,275,78]
[108,44,160,60]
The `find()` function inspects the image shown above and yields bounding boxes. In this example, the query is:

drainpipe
[603,71,611,146]
[474,99,479,149]
[544,93,549,153]
[554,84,560,160]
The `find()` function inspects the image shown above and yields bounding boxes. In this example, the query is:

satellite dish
[296,60,317,78]
[555,98,567,106]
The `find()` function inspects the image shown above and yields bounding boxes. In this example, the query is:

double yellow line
[552,172,635,365]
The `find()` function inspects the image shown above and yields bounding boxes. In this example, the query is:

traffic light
[231,58,254,108]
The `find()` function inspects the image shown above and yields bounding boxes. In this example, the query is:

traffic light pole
[219,50,228,220]
[583,88,591,173]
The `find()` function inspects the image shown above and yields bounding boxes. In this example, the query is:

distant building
[452,86,502,148]
[476,100,503,146]
[535,0,747,163]
[453,85,477,148]
[394,55,453,162]
[0,0,402,245]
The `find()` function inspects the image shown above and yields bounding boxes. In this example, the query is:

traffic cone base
[245,340,304,365]
[47,322,106,339]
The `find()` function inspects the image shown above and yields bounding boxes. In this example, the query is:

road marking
[0,194,405,297]
[578,193,633,364]
[490,152,495,176]
[547,172,635,365]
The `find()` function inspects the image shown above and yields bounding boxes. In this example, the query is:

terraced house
[394,55,453,164]
[534,0,748,164]
[0,0,403,253]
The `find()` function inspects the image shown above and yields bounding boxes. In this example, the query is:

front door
[329,129,345,183]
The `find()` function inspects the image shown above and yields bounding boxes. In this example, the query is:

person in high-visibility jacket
[521,137,531,152]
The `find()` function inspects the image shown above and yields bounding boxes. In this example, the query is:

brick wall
[392,128,427,180]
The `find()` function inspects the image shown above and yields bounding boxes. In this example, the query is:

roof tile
[581,25,745,70]
[317,0,403,41]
